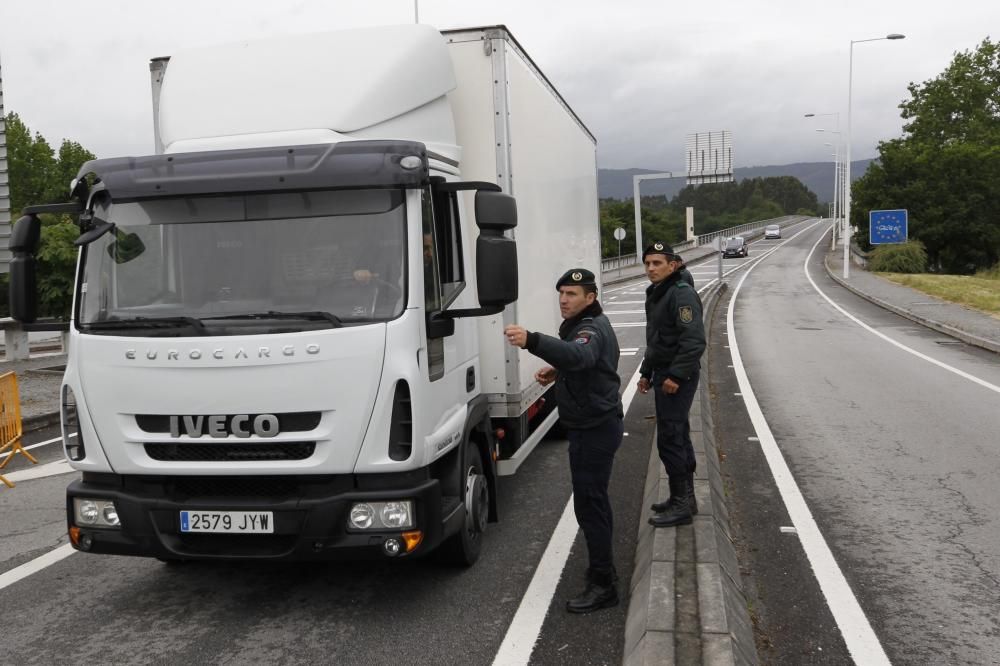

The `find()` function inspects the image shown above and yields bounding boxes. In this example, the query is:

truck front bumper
[66,473,459,561]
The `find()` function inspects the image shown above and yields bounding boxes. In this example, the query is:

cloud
[1,0,995,170]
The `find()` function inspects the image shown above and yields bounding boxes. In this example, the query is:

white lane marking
[493,364,645,666]
[803,233,1000,395]
[3,459,74,483]
[612,322,645,328]
[0,544,76,592]
[604,310,646,315]
[604,281,645,294]
[728,233,891,665]
[25,433,72,452]
[607,300,646,305]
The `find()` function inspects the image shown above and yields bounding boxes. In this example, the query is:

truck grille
[135,411,322,434]
[144,442,315,462]
[172,476,300,498]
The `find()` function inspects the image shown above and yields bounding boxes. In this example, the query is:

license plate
[179,510,274,534]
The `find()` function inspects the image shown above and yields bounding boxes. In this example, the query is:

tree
[852,38,1000,273]
[4,113,58,214]
[4,112,96,318]
[598,175,820,257]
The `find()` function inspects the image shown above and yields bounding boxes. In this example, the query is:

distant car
[764,224,781,239]
[722,236,749,258]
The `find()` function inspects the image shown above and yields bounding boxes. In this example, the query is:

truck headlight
[348,500,414,530]
[73,498,121,529]
[349,504,375,529]
[381,502,412,528]
[62,385,86,461]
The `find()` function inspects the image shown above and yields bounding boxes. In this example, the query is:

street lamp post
[844,33,905,278]
[805,113,843,250]
[632,172,675,265]
[818,129,843,250]
[825,144,840,249]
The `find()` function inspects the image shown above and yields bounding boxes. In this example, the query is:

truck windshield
[77,189,407,336]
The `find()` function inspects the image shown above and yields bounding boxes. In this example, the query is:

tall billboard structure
[0,54,10,273]
[686,130,733,185]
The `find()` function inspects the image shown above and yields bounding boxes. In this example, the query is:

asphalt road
[0,290,659,666]
[10,219,995,665]
[712,221,1000,665]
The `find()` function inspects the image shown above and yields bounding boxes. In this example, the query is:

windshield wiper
[82,316,207,333]
[205,311,343,327]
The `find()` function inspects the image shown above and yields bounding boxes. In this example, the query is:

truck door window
[421,192,442,313]
[427,184,465,309]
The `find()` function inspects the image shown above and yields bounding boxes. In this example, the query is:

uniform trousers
[567,416,624,575]
[652,369,700,478]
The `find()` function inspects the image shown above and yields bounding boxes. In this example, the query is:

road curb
[23,411,61,434]
[624,281,758,666]
[823,254,1000,355]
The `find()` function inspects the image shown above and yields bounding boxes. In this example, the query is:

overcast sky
[0,1,995,171]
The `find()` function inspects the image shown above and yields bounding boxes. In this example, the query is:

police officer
[505,268,624,613]
[637,243,706,528]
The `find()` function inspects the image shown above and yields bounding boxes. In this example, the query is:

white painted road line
[24,433,73,452]
[727,223,891,665]
[803,232,1000,395]
[0,544,76,592]
[3,459,75,483]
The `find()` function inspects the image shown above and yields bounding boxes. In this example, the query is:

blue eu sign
[869,209,908,244]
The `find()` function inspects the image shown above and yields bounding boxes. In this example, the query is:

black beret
[642,242,681,262]
[555,267,596,290]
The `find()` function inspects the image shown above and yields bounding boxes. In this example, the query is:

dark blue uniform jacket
[639,271,706,383]
[525,302,623,429]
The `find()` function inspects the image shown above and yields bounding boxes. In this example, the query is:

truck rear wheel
[438,440,488,566]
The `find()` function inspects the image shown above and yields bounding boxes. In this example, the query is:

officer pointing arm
[503,268,624,615]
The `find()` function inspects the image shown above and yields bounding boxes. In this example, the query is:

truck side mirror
[8,214,42,323]
[475,191,518,306]
[475,190,517,231]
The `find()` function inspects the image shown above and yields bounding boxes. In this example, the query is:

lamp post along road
[805,113,843,251]
[819,132,842,250]
[831,149,840,250]
[844,33,905,278]
[632,172,675,265]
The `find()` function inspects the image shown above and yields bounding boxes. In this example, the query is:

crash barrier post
[0,371,37,488]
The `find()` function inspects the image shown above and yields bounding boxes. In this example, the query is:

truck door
[421,185,466,382]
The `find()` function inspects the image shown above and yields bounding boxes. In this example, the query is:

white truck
[8,25,600,564]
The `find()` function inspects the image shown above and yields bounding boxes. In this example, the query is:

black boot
[654,473,698,514]
[567,569,619,614]
[649,477,692,528]
[651,474,682,513]
[686,473,698,516]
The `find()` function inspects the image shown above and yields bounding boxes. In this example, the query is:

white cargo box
[444,26,600,419]
[149,24,600,425]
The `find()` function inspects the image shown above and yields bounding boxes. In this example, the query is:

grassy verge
[879,272,1000,318]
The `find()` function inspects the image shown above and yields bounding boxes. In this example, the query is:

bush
[868,240,929,274]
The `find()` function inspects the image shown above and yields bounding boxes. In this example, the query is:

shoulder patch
[679,306,694,324]
[574,329,596,344]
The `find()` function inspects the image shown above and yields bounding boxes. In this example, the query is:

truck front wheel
[438,440,488,566]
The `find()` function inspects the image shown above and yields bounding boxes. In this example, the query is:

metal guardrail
[0,318,68,361]
[601,215,797,271]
